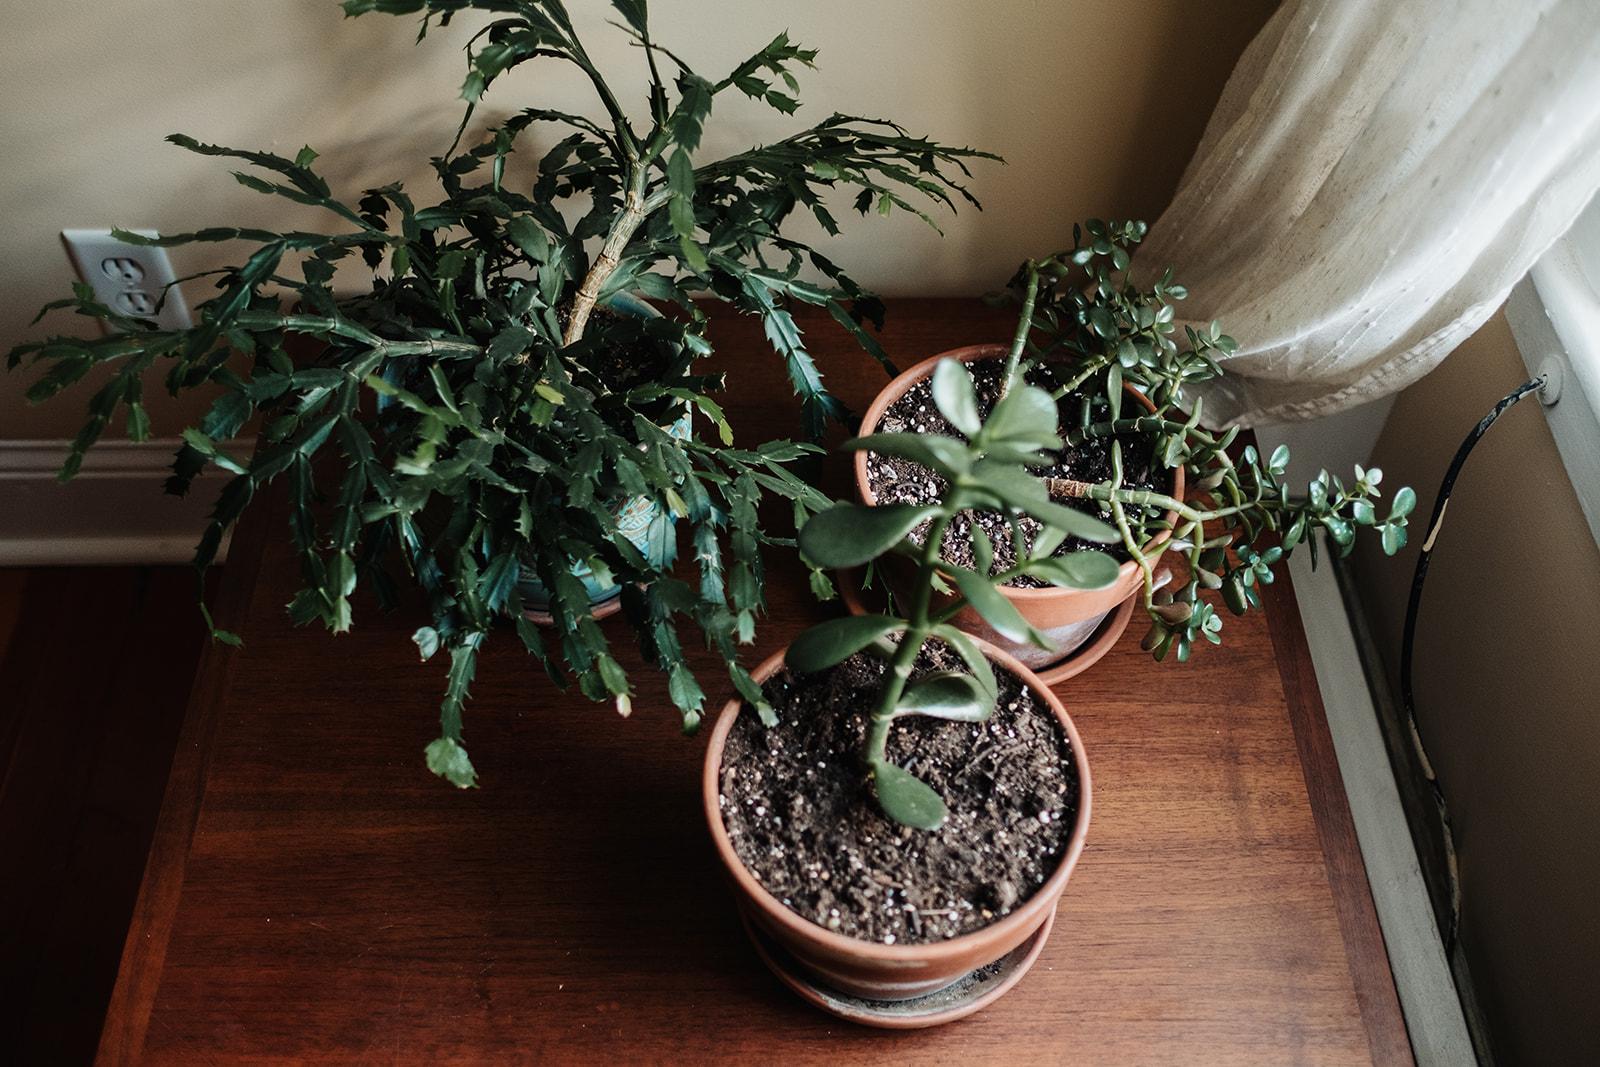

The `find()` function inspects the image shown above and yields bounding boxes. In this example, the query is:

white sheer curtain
[1137,0,1600,427]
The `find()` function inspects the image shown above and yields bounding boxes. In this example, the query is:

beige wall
[1,0,1278,440]
[1353,309,1600,1065]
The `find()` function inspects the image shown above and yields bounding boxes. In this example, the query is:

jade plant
[4,0,997,787]
[787,359,1119,829]
[994,219,1416,661]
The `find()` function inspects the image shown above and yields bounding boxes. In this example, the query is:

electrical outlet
[60,229,192,330]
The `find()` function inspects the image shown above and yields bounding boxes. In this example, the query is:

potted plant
[5,0,997,788]
[702,359,1119,1026]
[854,219,1416,677]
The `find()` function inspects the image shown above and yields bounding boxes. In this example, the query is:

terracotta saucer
[742,905,1057,1029]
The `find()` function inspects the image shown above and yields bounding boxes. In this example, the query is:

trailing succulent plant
[790,359,1120,830]
[4,0,997,787]
[995,219,1416,662]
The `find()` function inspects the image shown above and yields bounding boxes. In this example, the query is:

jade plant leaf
[846,431,970,479]
[786,614,903,673]
[968,460,1052,512]
[1023,498,1121,544]
[1024,549,1121,589]
[896,671,991,721]
[963,464,1118,545]
[798,502,934,569]
[950,566,1037,645]
[1389,486,1417,521]
[871,760,947,831]
[932,625,999,702]
[983,382,1060,450]
[971,522,994,577]
[1382,523,1408,555]
[930,357,981,437]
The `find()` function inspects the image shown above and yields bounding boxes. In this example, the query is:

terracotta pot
[702,641,1092,1025]
[852,344,1184,673]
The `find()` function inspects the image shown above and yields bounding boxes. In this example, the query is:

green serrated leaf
[609,0,649,35]
[667,663,704,715]
[667,148,697,243]
[505,214,550,260]
[180,428,216,455]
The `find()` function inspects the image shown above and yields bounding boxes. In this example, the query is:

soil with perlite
[717,645,1080,946]
[865,357,1172,583]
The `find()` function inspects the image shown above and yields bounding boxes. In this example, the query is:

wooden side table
[98,300,1411,1065]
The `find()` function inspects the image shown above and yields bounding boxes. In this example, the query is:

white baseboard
[0,438,252,567]
[1254,424,1476,1066]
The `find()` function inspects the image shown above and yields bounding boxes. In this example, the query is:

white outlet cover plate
[60,228,192,330]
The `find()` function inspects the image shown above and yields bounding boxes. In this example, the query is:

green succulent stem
[1097,444,1155,605]
[861,509,952,768]
[1050,357,1115,400]
[240,312,487,359]
[1000,260,1042,395]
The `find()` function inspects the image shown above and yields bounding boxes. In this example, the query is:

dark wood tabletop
[97,299,1411,1065]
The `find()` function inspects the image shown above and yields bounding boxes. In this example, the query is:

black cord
[1399,376,1545,955]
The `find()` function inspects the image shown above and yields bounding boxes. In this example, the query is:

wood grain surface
[99,300,1410,1065]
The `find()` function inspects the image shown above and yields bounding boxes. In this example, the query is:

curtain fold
[1137,0,1600,427]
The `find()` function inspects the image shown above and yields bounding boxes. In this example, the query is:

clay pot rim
[852,344,1186,601]
[701,640,1092,964]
